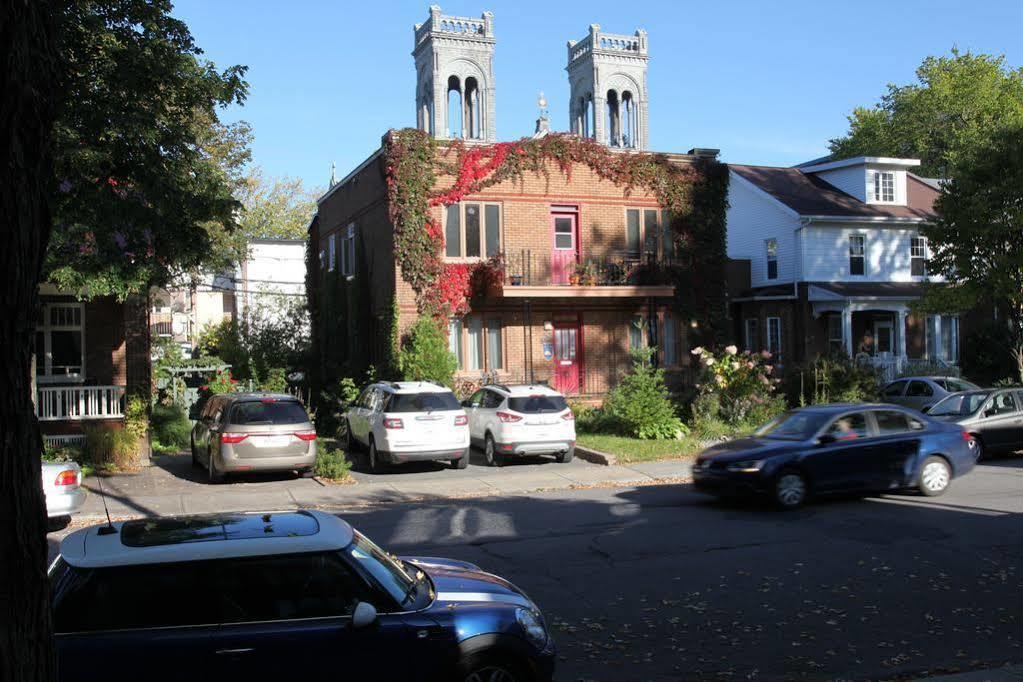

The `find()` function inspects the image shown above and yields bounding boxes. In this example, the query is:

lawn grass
[576,432,704,464]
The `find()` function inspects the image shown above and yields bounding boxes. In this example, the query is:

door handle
[215,648,255,655]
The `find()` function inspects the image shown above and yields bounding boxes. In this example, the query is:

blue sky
[173,0,1023,190]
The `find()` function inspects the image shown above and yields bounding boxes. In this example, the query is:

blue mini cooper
[49,510,554,682]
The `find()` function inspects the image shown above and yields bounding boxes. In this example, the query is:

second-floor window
[445,203,501,259]
[341,224,356,277]
[327,233,337,272]
[765,238,778,280]
[849,235,866,276]
[626,208,674,259]
[873,171,895,202]
[911,236,928,276]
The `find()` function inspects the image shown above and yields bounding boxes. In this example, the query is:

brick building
[308,7,726,398]
[34,285,150,444]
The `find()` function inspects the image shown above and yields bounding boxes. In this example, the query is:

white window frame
[444,202,502,260]
[767,316,782,363]
[765,238,778,280]
[327,233,337,272]
[744,318,759,353]
[341,223,356,278]
[910,236,927,277]
[451,316,503,371]
[36,302,86,384]
[873,171,895,203]
[849,234,866,276]
[925,314,959,363]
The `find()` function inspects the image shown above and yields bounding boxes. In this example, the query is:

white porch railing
[856,354,958,384]
[36,385,126,421]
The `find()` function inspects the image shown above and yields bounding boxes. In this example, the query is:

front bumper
[496,440,574,457]
[692,468,768,497]
[381,447,469,464]
[46,487,87,518]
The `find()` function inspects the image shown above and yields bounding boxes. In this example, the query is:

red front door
[553,322,581,395]
[551,211,578,285]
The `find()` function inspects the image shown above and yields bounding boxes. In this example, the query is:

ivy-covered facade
[308,129,729,397]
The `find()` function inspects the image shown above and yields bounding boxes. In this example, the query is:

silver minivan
[190,393,317,483]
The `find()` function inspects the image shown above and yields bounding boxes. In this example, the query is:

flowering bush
[691,345,783,427]
[201,369,237,396]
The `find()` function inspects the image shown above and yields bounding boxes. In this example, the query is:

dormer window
[873,171,895,202]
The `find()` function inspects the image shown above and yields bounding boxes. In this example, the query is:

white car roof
[494,384,563,398]
[58,510,353,569]
[377,381,453,394]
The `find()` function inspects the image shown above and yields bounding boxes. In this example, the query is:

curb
[574,445,617,466]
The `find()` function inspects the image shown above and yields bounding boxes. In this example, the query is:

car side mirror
[461,400,471,408]
[817,434,836,445]
[352,601,377,629]
[921,405,931,414]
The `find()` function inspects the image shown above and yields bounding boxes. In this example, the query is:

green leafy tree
[1,3,247,679]
[603,348,687,440]
[237,168,320,240]
[918,126,1023,380]
[829,49,1023,177]
[398,317,458,387]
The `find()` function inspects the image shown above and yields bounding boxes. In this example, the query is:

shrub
[123,395,149,441]
[260,367,287,393]
[785,353,880,405]
[150,403,192,452]
[568,400,613,434]
[398,317,458,387]
[691,345,780,425]
[83,424,140,471]
[314,441,352,481]
[603,348,687,440]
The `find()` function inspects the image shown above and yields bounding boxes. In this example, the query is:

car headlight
[515,607,548,649]
[725,459,765,473]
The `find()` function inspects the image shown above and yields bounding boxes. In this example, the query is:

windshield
[507,396,568,414]
[755,411,832,440]
[386,392,460,413]
[934,378,980,393]
[229,400,309,425]
[344,532,418,607]
[928,391,991,416]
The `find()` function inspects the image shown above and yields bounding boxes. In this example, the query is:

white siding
[726,172,801,288]
[800,224,940,282]
[813,166,867,202]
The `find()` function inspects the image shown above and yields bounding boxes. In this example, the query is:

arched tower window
[606,90,620,147]
[447,75,463,139]
[464,77,481,139]
[621,91,634,148]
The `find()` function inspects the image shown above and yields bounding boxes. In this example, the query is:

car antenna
[94,475,117,536]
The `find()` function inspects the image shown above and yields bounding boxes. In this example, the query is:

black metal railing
[502,250,679,288]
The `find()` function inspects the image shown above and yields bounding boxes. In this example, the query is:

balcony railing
[36,385,126,421]
[503,250,678,288]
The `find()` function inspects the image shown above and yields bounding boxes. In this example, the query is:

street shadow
[150,452,310,486]
[347,445,562,475]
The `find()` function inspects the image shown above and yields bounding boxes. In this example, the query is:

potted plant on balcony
[570,261,598,286]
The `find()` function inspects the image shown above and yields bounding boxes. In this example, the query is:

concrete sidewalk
[78,451,692,519]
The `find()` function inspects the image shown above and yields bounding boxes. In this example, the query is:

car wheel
[556,445,575,463]
[919,456,951,496]
[299,468,316,479]
[190,438,198,468]
[458,653,526,682]
[368,438,381,473]
[340,418,354,453]
[484,433,500,467]
[971,435,985,461]
[208,453,224,484]
[453,451,469,469]
[773,469,808,509]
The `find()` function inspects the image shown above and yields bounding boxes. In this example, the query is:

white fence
[855,354,958,384]
[36,385,126,421]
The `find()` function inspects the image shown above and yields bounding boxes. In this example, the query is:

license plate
[253,435,290,448]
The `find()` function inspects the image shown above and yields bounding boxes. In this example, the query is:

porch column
[897,308,908,372]
[842,304,853,357]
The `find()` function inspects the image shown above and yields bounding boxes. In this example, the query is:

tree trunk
[0,2,61,681]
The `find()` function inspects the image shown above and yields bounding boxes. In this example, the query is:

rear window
[386,392,461,413]
[228,400,309,425]
[507,396,568,414]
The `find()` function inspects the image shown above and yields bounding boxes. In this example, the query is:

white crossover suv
[462,384,575,466]
[341,381,470,472]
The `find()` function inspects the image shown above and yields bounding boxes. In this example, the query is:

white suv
[342,382,470,472]
[462,384,575,466]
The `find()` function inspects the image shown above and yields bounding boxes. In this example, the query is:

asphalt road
[47,457,1023,681]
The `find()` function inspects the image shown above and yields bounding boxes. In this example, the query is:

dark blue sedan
[49,510,554,682]
[692,404,978,509]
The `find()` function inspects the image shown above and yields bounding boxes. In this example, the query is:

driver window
[882,381,906,398]
[482,390,503,409]
[906,381,933,397]
[357,389,372,409]
[826,413,870,441]
[467,390,485,408]
[987,392,1017,416]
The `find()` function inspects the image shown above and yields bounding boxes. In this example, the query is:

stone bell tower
[413,5,496,142]
[566,24,649,150]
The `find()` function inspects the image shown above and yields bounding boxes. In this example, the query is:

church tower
[413,5,496,142]
[566,24,649,150]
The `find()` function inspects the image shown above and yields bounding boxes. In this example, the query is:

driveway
[73,447,691,519]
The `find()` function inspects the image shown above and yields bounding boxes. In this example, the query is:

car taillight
[454,415,468,426]
[220,432,248,444]
[293,430,317,441]
[561,411,575,421]
[383,418,404,429]
[496,411,522,423]
[54,469,78,487]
